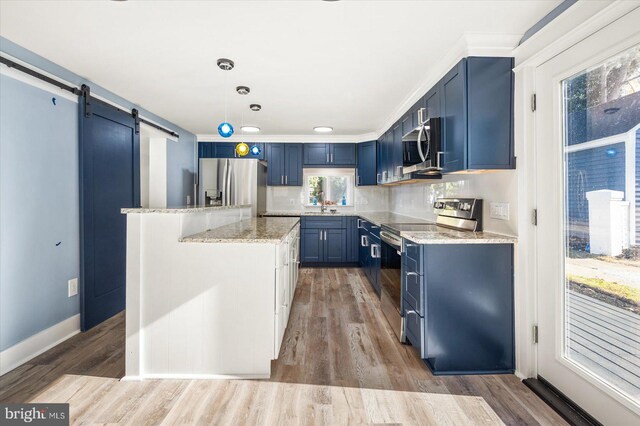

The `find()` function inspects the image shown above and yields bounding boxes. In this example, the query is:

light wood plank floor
[0,268,566,425]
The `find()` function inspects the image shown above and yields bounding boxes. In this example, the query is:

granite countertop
[180,217,300,244]
[401,228,517,244]
[122,204,251,214]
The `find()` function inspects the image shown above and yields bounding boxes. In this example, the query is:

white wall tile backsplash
[267,185,390,213]
[266,169,516,236]
[389,171,517,235]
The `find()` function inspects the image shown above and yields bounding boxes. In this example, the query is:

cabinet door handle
[405,309,417,317]
[406,272,418,277]
[436,151,444,169]
[396,165,403,176]
[377,173,381,183]
[331,153,334,163]
[281,175,284,185]
[357,219,363,229]
[326,153,330,163]
[285,175,288,185]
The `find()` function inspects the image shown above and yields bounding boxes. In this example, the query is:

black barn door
[80,90,139,331]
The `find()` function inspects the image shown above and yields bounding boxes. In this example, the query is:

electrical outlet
[68,278,78,297]
[490,202,510,220]
[289,199,295,205]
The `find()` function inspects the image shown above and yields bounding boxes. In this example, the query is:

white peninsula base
[122,205,299,380]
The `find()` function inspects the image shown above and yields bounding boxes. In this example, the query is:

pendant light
[217,58,235,138]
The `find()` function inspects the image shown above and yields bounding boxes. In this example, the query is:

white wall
[389,171,518,235]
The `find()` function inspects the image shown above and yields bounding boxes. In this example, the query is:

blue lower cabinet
[301,229,323,263]
[403,242,514,375]
[346,217,359,263]
[325,229,347,263]
[300,216,351,264]
[404,308,425,358]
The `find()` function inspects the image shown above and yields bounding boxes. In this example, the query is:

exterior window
[305,174,353,206]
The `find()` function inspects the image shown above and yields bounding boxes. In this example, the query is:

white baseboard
[514,369,530,381]
[0,314,80,376]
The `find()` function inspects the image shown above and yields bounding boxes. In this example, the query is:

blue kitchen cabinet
[303,143,356,167]
[439,57,515,172]
[441,60,467,173]
[303,143,328,166]
[356,141,377,186]
[300,216,349,264]
[401,241,515,375]
[198,142,214,158]
[377,130,392,183]
[325,229,347,263]
[213,142,237,158]
[284,143,303,185]
[466,57,514,169]
[391,123,403,179]
[358,220,370,268]
[266,143,302,186]
[346,216,360,263]
[331,143,356,166]
[301,228,323,263]
[266,143,285,185]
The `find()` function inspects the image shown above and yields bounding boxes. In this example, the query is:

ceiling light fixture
[216,58,235,138]
[236,86,250,95]
[314,126,333,133]
[250,104,262,111]
[241,126,260,133]
[216,58,234,71]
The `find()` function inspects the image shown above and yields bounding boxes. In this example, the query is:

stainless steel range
[379,198,483,342]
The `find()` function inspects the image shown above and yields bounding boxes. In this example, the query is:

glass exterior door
[535,8,640,424]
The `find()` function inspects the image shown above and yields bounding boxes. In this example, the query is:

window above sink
[304,168,354,207]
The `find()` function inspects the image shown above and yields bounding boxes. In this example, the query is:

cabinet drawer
[404,309,423,355]
[402,268,423,316]
[404,240,422,263]
[403,254,422,276]
[301,216,346,229]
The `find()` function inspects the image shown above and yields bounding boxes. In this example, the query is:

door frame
[513,1,640,422]
[513,0,639,381]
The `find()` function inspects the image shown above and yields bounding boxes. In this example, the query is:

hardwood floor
[0,268,566,425]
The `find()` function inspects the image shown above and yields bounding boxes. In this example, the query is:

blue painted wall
[0,75,81,350]
[0,37,197,351]
[166,137,196,207]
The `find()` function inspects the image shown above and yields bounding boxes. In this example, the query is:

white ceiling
[0,0,561,141]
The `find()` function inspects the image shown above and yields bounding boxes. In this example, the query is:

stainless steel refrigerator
[197,158,267,217]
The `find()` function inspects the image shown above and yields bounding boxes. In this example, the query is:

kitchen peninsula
[122,205,300,380]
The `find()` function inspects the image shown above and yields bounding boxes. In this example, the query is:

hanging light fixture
[217,58,235,138]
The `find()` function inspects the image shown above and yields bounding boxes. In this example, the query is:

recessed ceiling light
[314,126,333,133]
[236,86,250,95]
[241,126,260,133]
[216,58,234,71]
[250,104,262,111]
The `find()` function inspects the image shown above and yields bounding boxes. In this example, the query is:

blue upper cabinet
[266,143,285,186]
[267,143,302,186]
[303,143,328,165]
[466,57,514,169]
[303,143,356,167]
[198,142,265,159]
[356,141,377,186]
[441,60,467,173]
[213,142,237,158]
[392,123,403,179]
[440,57,515,172]
[284,143,303,185]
